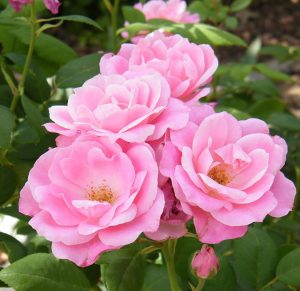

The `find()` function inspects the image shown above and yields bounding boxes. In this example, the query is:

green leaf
[260,45,290,62]
[216,106,251,120]
[165,23,247,46]
[0,253,91,291]
[45,15,102,31]
[120,23,246,46]
[175,237,201,284]
[0,165,17,205]
[122,6,146,23]
[248,98,285,120]
[270,113,300,131]
[118,23,156,36]
[0,105,15,149]
[204,258,237,291]
[225,16,238,30]
[233,227,278,290]
[0,232,27,263]
[6,53,51,102]
[255,64,292,81]
[141,264,171,291]
[231,0,252,12]
[100,246,146,291]
[276,248,300,286]
[188,2,209,20]
[56,53,101,88]
[21,95,45,135]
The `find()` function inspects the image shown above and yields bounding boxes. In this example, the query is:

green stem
[195,278,205,291]
[162,240,181,291]
[10,1,37,112]
[111,0,120,52]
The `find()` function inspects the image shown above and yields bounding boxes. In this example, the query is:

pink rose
[145,179,190,241]
[19,137,164,266]
[161,110,296,244]
[192,245,219,279]
[135,0,200,23]
[45,72,189,143]
[100,31,218,102]
[9,0,60,13]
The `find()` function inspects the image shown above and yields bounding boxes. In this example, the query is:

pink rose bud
[192,245,219,279]
[43,0,61,14]
[9,0,32,12]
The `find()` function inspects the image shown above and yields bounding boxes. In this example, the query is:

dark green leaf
[0,232,27,263]
[255,64,292,82]
[100,246,146,291]
[56,53,101,88]
[6,53,51,102]
[0,105,15,149]
[248,98,285,120]
[141,264,171,291]
[233,227,278,290]
[46,15,102,30]
[204,258,237,291]
[276,247,300,286]
[0,253,91,291]
[21,95,45,135]
[0,204,29,221]
[231,0,252,12]
[122,6,146,23]
[0,165,17,205]
[175,237,201,283]
[270,113,300,132]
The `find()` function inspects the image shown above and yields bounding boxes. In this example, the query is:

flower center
[87,184,116,203]
[208,164,232,186]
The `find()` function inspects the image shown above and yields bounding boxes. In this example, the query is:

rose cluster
[19,30,296,267]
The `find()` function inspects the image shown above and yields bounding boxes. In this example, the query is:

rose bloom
[9,0,60,13]
[45,72,189,143]
[161,108,296,244]
[145,178,190,241]
[135,0,200,23]
[100,31,218,102]
[192,245,219,279]
[19,137,164,266]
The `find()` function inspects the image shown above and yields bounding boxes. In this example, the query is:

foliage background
[0,0,299,290]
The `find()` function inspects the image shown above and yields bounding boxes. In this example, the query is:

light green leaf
[231,0,252,12]
[276,247,300,286]
[122,6,146,23]
[0,253,91,291]
[56,53,101,88]
[45,15,102,30]
[166,23,247,46]
[0,105,15,149]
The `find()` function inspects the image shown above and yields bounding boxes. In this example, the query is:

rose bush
[0,1,299,291]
